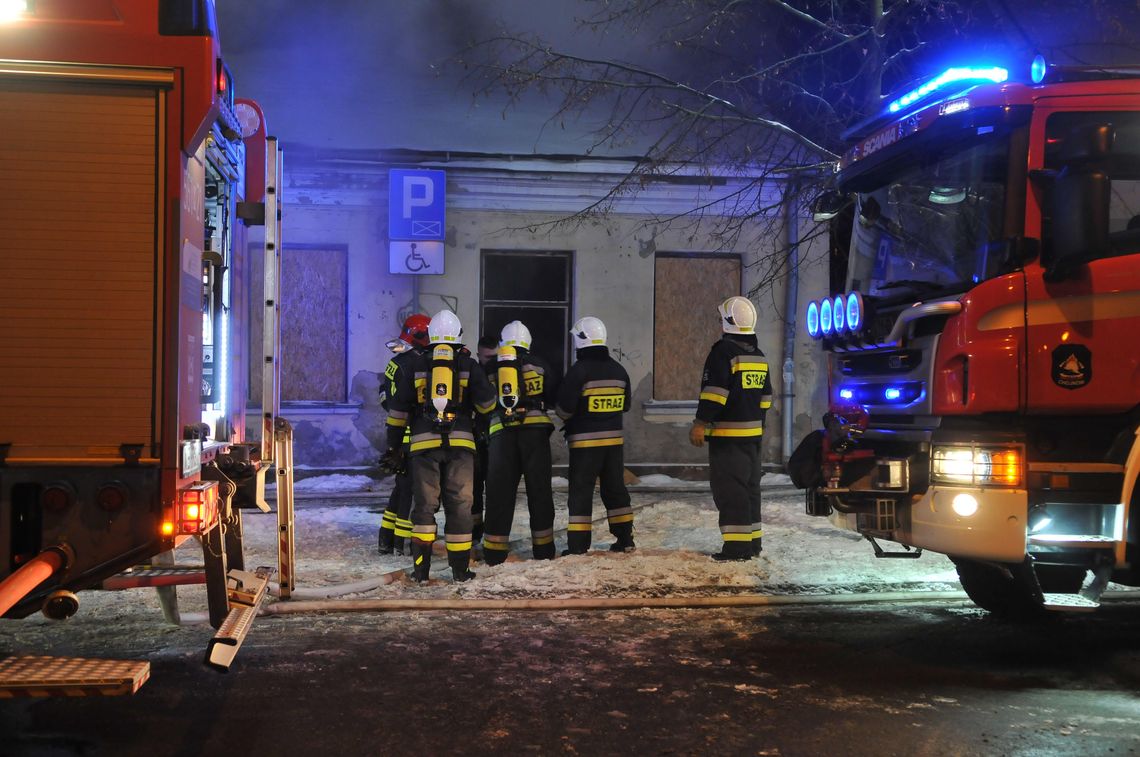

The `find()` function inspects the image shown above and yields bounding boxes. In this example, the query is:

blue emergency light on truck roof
[886,66,1009,114]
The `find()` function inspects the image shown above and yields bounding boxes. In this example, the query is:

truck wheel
[952,558,1041,617]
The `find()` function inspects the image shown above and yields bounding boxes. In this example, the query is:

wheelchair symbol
[406,243,430,272]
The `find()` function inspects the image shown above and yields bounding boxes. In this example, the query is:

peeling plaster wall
[262,162,831,471]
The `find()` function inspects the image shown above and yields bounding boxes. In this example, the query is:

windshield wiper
[876,279,945,293]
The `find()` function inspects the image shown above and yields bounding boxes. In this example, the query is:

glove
[379,446,407,477]
[689,419,708,448]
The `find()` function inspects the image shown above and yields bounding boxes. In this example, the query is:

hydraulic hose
[0,545,70,617]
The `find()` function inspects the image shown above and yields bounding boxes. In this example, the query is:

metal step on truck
[0,0,296,695]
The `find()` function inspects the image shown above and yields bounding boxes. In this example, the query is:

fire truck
[0,0,293,688]
[794,57,1140,615]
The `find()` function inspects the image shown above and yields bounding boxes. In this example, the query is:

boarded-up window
[248,246,348,404]
[654,254,741,400]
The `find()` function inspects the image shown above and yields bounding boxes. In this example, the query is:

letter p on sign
[403,176,433,219]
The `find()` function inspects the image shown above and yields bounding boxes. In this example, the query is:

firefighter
[377,313,431,555]
[556,316,634,554]
[481,321,561,564]
[385,310,496,582]
[689,296,772,561]
[472,334,499,550]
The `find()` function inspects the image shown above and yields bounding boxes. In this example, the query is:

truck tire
[952,558,1041,617]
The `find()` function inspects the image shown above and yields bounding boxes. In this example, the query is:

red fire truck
[794,57,1140,614]
[0,0,291,685]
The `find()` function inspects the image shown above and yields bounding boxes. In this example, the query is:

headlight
[931,445,1022,487]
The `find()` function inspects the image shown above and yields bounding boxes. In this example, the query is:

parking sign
[388,169,445,240]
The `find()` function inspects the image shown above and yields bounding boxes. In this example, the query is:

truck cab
[796,59,1140,614]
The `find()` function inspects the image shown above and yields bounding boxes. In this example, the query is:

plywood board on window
[654,255,740,401]
[280,248,347,402]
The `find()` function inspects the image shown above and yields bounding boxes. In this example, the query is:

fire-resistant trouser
[708,438,763,556]
[409,448,476,581]
[380,453,415,554]
[472,435,488,544]
[565,444,633,554]
[482,426,556,564]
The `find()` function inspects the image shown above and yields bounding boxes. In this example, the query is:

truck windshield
[845,134,1011,300]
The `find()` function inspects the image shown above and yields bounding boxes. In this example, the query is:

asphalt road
[4,596,1140,756]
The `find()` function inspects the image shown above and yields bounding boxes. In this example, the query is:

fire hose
[0,545,71,618]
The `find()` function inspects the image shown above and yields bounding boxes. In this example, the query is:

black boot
[377,526,395,555]
[411,540,433,582]
[448,550,476,582]
[562,531,590,556]
[482,549,508,566]
[711,541,753,562]
[532,542,556,561]
[392,535,406,556]
[751,537,762,556]
[608,524,635,553]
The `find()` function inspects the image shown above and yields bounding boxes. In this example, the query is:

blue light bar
[832,295,846,333]
[1031,54,1047,84]
[806,301,820,339]
[839,381,924,406]
[886,66,1009,114]
[820,298,833,336]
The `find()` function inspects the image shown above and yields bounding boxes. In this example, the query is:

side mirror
[811,190,848,222]
[1046,168,1110,282]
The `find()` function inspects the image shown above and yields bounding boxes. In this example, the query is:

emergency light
[806,301,820,339]
[832,295,846,333]
[820,298,834,336]
[886,66,1008,114]
[845,293,863,334]
[1031,54,1048,84]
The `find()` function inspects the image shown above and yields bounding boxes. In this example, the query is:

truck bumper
[830,486,1029,562]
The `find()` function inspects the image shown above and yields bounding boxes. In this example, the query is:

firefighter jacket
[488,348,561,438]
[386,344,496,455]
[380,347,423,444]
[695,334,773,440]
[555,345,631,449]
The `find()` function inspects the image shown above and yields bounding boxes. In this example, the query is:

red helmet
[399,314,431,348]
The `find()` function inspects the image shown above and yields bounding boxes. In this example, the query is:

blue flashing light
[886,66,1009,114]
[832,296,846,333]
[846,292,862,334]
[820,298,833,336]
[1031,54,1047,84]
[839,381,924,406]
[884,387,902,402]
[806,301,820,339]
[839,388,854,401]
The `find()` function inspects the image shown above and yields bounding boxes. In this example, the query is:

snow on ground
[242,476,962,603]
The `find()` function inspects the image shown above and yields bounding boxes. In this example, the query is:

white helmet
[428,309,463,344]
[500,320,532,350]
[719,296,757,334]
[571,316,607,349]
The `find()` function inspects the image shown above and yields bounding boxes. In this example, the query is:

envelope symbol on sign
[412,221,441,236]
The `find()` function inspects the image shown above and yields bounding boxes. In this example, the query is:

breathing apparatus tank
[497,344,521,419]
[429,344,458,429]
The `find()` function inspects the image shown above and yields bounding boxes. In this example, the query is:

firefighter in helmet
[377,313,430,555]
[690,296,772,560]
[555,316,635,554]
[385,309,496,582]
[481,320,561,564]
